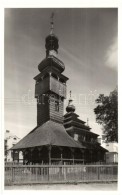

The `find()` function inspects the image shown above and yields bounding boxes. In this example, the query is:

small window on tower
[74,134,78,141]
[55,101,59,112]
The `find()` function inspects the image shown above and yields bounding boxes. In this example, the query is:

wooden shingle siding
[49,97,64,123]
[50,76,66,98]
[35,77,50,98]
[37,95,50,126]
[35,76,66,98]
[37,94,64,125]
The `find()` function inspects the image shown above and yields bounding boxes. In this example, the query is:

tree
[94,88,118,142]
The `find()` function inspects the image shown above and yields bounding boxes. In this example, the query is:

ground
[5,182,117,190]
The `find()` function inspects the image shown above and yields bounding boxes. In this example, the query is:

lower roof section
[82,141,108,152]
[11,120,85,150]
[66,126,98,137]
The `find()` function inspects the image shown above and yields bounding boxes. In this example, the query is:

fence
[5,164,118,185]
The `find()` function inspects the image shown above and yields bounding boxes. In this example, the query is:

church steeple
[34,15,69,126]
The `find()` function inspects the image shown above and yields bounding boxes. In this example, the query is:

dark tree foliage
[94,88,118,142]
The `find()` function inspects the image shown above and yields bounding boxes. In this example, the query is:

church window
[55,101,59,111]
[83,136,86,141]
[74,134,78,141]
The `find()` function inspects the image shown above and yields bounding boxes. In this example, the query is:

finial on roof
[70,90,71,98]
[45,12,59,58]
[66,91,75,113]
[50,12,54,34]
[87,118,89,126]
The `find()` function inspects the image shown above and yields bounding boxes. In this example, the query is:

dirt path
[5,182,117,191]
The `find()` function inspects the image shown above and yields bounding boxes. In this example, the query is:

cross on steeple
[45,12,59,57]
[87,118,89,126]
[50,12,54,34]
[70,90,72,98]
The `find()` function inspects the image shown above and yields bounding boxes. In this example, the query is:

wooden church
[11,15,107,164]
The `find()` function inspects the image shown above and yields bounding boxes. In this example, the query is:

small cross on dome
[50,12,54,35]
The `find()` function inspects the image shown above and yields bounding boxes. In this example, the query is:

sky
[4,8,118,139]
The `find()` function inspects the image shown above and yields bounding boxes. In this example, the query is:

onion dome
[66,91,76,113]
[45,34,59,57]
[38,13,65,73]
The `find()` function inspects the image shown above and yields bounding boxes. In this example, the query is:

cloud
[105,37,118,71]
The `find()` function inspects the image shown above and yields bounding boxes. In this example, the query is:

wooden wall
[37,94,64,125]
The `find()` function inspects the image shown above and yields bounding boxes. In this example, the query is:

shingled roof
[11,121,85,150]
[82,141,108,152]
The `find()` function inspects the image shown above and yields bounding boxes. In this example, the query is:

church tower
[34,14,69,126]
